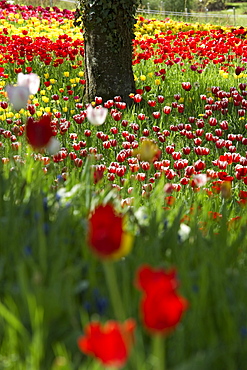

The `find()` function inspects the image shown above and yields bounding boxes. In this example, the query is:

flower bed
[1,1,247,369]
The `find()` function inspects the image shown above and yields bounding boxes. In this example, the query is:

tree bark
[83,1,136,105]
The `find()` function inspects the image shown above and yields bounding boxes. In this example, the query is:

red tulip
[134,94,142,103]
[104,100,114,109]
[158,134,166,143]
[0,101,8,109]
[239,83,247,91]
[148,100,156,107]
[174,93,181,101]
[177,104,184,113]
[87,203,132,259]
[181,82,191,91]
[137,113,146,120]
[142,129,149,136]
[180,177,189,185]
[157,95,165,103]
[172,151,181,160]
[205,132,213,141]
[78,319,136,368]
[220,120,229,130]
[194,159,206,171]
[188,116,196,123]
[235,66,245,76]
[170,125,178,132]
[196,129,204,136]
[112,111,122,121]
[116,166,126,177]
[209,117,217,126]
[163,106,172,115]
[26,114,53,149]
[135,265,188,334]
[238,109,245,117]
[194,137,202,146]
[183,146,191,155]
[152,125,160,132]
[95,96,103,105]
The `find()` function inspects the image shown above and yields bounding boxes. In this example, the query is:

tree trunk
[83,1,136,105]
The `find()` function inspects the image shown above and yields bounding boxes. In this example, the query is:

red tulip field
[1,1,247,369]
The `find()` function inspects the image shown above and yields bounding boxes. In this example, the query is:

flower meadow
[2,1,247,369]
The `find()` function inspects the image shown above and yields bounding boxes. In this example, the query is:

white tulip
[6,72,40,111]
[193,174,208,187]
[5,85,30,111]
[178,223,191,242]
[17,72,40,95]
[86,104,108,126]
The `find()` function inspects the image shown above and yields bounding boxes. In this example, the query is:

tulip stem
[153,334,166,370]
[103,261,126,321]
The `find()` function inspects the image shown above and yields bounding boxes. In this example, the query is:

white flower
[178,223,191,242]
[6,73,40,111]
[5,85,30,111]
[86,104,108,126]
[193,174,208,187]
[17,72,40,95]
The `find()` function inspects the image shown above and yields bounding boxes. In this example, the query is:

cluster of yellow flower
[0,15,80,41]
[1,9,236,44]
[134,16,230,39]
[0,68,85,121]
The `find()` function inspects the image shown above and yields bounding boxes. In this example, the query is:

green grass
[226,1,247,13]
[19,0,76,10]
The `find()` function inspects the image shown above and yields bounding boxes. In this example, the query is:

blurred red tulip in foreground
[78,319,136,368]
